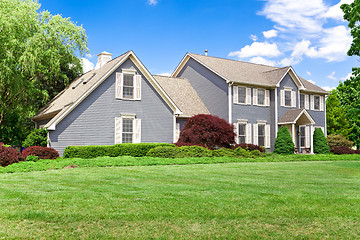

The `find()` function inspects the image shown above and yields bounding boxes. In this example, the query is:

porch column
[292,124,295,144]
[310,125,314,154]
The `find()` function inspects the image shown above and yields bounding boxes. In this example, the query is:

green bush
[22,128,48,148]
[211,148,237,157]
[250,150,263,157]
[177,146,213,157]
[26,155,39,162]
[234,147,252,158]
[327,134,353,149]
[313,128,330,154]
[147,146,181,158]
[63,143,175,158]
[274,126,295,154]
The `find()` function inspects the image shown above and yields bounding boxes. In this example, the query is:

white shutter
[320,96,324,111]
[115,117,122,144]
[305,126,310,148]
[234,123,239,144]
[291,91,296,107]
[233,86,238,104]
[253,124,258,145]
[134,75,141,100]
[253,89,258,105]
[175,123,180,142]
[265,90,270,106]
[305,95,309,110]
[133,118,141,143]
[265,124,270,149]
[280,90,285,106]
[310,95,314,110]
[246,88,252,105]
[246,123,252,144]
[116,73,123,99]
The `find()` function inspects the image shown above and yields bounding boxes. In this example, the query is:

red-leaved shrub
[174,142,207,148]
[176,114,236,149]
[22,146,59,159]
[330,146,356,155]
[0,146,24,167]
[231,143,265,152]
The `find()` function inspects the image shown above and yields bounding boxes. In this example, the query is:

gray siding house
[33,50,328,155]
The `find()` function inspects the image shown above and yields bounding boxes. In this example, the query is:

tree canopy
[0,0,88,144]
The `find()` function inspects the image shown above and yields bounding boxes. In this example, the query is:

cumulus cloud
[157,72,171,76]
[341,72,353,80]
[327,71,336,80]
[81,58,94,73]
[229,41,281,58]
[322,0,353,21]
[250,34,258,41]
[249,57,276,66]
[148,0,158,5]
[322,86,336,91]
[307,80,316,84]
[263,29,278,38]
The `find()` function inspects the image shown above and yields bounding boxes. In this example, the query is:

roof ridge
[189,52,280,69]
[262,66,290,73]
[153,75,188,80]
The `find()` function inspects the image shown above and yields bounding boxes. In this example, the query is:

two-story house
[33,50,328,155]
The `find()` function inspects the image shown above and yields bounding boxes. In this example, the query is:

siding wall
[277,73,299,119]
[48,58,174,155]
[177,58,228,120]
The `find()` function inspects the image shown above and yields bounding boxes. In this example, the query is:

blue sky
[41,0,357,91]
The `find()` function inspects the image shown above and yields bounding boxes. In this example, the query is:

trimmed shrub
[274,126,295,154]
[330,146,356,155]
[147,146,181,158]
[63,143,175,158]
[250,150,263,157]
[231,143,265,152]
[211,148,237,157]
[0,146,24,167]
[313,128,330,154]
[327,134,353,149]
[234,147,252,158]
[174,142,206,148]
[22,146,59,159]
[176,114,235,149]
[26,155,39,162]
[23,128,48,148]
[177,146,212,157]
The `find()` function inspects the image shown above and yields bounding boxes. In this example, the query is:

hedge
[22,146,59,159]
[63,143,176,158]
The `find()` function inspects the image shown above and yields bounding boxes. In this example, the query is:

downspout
[275,88,278,135]
[228,82,233,123]
[324,95,327,137]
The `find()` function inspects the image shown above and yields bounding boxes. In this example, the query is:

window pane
[122,133,133,143]
[238,87,246,104]
[300,126,305,147]
[258,89,265,105]
[123,74,134,86]
[314,96,320,110]
[239,136,246,144]
[123,74,134,98]
[285,90,291,107]
[258,125,265,147]
[300,94,305,108]
[238,123,246,143]
[122,118,133,143]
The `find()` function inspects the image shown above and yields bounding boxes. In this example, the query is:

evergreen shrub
[22,146,59,159]
[211,148,237,157]
[23,128,48,148]
[146,146,180,158]
[274,126,295,154]
[234,147,252,158]
[313,128,330,154]
[0,146,24,167]
[327,134,353,149]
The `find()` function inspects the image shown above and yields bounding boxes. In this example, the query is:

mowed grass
[0,161,360,239]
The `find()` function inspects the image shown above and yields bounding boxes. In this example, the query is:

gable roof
[154,75,210,118]
[33,51,182,130]
[278,109,315,125]
[172,53,328,94]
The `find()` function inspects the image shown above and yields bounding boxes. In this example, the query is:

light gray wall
[177,58,228,120]
[48,58,174,155]
[277,73,299,120]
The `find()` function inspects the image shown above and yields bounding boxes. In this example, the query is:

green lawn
[1,161,360,239]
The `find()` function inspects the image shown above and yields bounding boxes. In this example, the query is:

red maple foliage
[22,146,59,159]
[0,146,24,167]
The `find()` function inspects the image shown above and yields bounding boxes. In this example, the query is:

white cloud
[341,72,353,80]
[263,29,278,38]
[249,57,276,66]
[322,86,336,91]
[278,57,301,66]
[322,0,353,21]
[307,80,316,84]
[327,71,336,80]
[81,58,94,73]
[250,34,258,41]
[157,72,171,76]
[148,0,158,5]
[306,71,312,76]
[229,41,281,58]
[86,53,93,58]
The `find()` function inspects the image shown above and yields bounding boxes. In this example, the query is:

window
[285,90,292,107]
[122,118,133,143]
[123,74,134,99]
[238,123,246,143]
[258,89,265,105]
[238,87,246,104]
[299,126,305,147]
[314,96,320,110]
[300,94,305,108]
[258,124,265,147]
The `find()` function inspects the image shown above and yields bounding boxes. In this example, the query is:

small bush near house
[231,143,265,152]
[177,146,213,158]
[234,147,252,158]
[64,143,175,159]
[23,128,48,148]
[330,146,357,155]
[26,155,39,162]
[176,114,235,149]
[274,126,295,154]
[211,148,237,157]
[327,134,353,149]
[0,146,24,167]
[22,146,59,159]
[313,128,330,154]
[146,146,180,158]
[250,149,263,157]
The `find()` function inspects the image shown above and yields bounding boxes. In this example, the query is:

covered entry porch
[278,109,315,154]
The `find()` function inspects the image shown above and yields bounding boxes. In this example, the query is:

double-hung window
[116,70,141,100]
[280,88,296,107]
[299,126,305,148]
[300,94,305,108]
[253,88,269,106]
[238,123,246,143]
[115,114,141,144]
[235,120,252,144]
[233,86,251,105]
[254,121,270,148]
[238,87,246,104]
[258,124,265,147]
[258,89,265,105]
[310,95,324,111]
[314,96,320,110]
[123,74,134,99]
[122,118,133,143]
[285,90,292,107]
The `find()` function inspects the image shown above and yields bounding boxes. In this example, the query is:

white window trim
[235,119,252,144]
[281,87,296,108]
[253,121,270,149]
[115,114,141,144]
[253,88,270,107]
[233,86,251,105]
[116,69,141,101]
[310,95,324,111]
[299,125,306,148]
